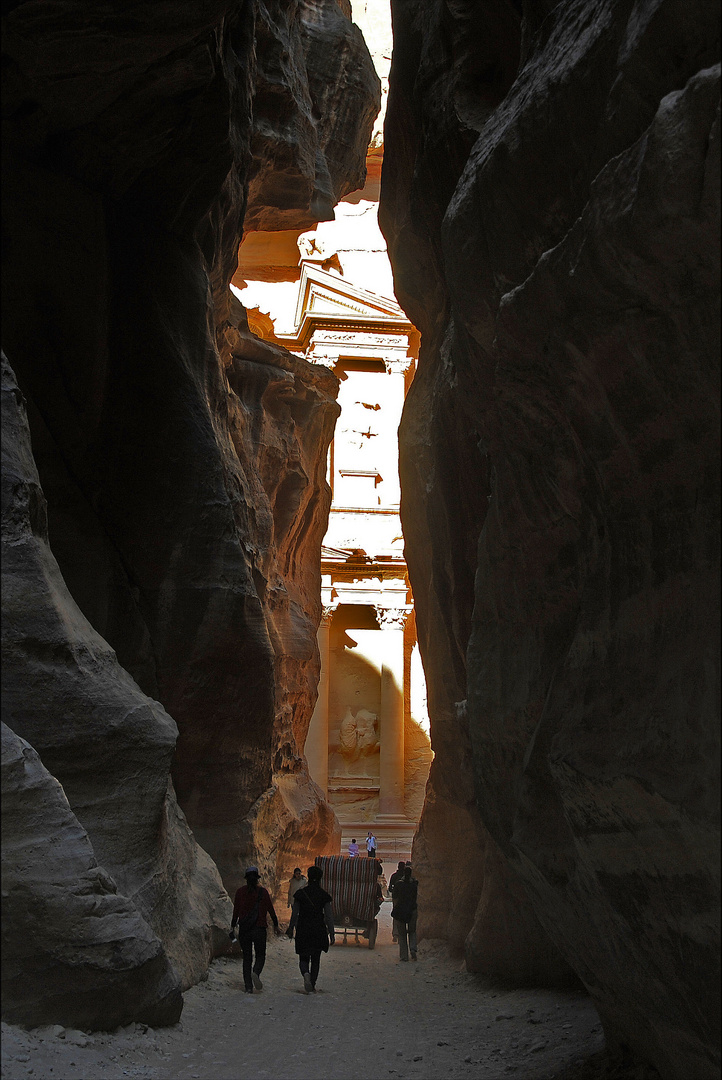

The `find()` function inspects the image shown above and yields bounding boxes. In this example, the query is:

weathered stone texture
[245,0,381,230]
[1,0,377,1022]
[1,353,223,1021]
[1,723,182,1030]
[382,1,720,1077]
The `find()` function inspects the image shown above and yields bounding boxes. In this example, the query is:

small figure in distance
[348,837,359,858]
[287,866,307,909]
[230,865,282,993]
[286,865,335,993]
[387,861,406,942]
[391,865,418,962]
[366,830,377,859]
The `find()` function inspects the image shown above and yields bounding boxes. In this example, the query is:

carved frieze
[312,330,409,348]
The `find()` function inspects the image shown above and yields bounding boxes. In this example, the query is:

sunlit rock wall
[381,2,720,1077]
[1,0,378,1023]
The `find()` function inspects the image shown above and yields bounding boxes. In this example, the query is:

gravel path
[1,905,604,1080]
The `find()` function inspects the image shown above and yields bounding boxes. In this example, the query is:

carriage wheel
[368,919,378,949]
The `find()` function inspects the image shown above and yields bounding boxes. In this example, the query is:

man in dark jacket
[287,865,335,993]
[391,865,418,961]
[231,865,281,993]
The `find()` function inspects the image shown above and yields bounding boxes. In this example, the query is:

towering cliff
[2,0,379,1027]
[381,2,720,1078]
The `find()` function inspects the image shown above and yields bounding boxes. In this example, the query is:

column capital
[383,355,413,375]
[374,605,411,631]
[320,603,337,625]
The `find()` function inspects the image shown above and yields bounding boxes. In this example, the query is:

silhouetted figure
[287,865,335,993]
[388,861,406,942]
[231,866,281,993]
[391,866,418,962]
[388,861,406,892]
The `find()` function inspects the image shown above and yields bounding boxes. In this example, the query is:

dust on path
[1,905,604,1080]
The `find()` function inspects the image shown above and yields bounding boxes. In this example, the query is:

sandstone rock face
[216,311,343,891]
[382,2,720,1078]
[2,0,377,1015]
[245,0,381,231]
[0,360,223,1019]
[1,723,182,1030]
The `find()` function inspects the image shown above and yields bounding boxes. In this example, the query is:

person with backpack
[230,865,281,993]
[391,865,418,962]
[286,864,335,993]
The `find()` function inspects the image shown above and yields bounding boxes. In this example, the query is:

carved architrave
[309,350,336,367]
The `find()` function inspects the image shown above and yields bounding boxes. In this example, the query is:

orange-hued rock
[381,2,720,1077]
[1,0,379,1017]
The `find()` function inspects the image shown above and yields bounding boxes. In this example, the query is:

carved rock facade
[381,2,720,1077]
[2,0,378,1026]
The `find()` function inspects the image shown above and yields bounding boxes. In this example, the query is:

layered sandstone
[1,722,182,1030]
[382,2,720,1078]
[1,353,218,1019]
[2,0,377,1022]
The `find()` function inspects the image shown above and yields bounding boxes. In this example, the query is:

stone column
[305,608,333,796]
[375,606,409,818]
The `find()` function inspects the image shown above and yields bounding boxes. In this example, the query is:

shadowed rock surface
[1,354,217,1019]
[1,722,182,1031]
[381,2,720,1078]
[1,0,376,1024]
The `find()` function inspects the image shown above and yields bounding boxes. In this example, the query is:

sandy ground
[1,902,606,1080]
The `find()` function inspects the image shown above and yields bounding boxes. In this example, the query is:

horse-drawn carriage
[314,855,381,949]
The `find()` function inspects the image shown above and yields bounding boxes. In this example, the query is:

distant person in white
[287,867,307,908]
[366,832,377,859]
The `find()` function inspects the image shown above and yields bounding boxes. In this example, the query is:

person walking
[366,831,377,859]
[391,865,418,962]
[231,866,282,993]
[348,838,359,858]
[287,867,307,908]
[286,865,335,993]
[387,861,406,942]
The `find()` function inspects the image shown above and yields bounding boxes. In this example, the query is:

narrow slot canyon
[1,4,719,1080]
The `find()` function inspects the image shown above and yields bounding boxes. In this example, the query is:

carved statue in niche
[338,707,379,763]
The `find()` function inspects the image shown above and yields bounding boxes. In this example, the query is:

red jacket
[232,885,279,931]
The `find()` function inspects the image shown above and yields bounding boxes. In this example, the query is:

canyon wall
[2,0,379,1026]
[381,2,720,1078]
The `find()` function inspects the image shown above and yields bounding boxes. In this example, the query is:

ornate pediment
[293,263,409,328]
